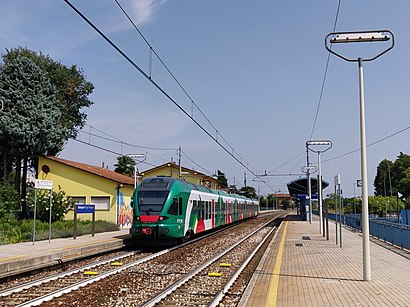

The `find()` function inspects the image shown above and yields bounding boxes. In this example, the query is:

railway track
[0,213,283,306]
[142,218,281,306]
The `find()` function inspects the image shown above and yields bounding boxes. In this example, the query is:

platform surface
[241,214,410,307]
[0,229,130,279]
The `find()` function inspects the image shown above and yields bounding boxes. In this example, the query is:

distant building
[37,157,220,227]
[37,156,134,227]
[139,162,219,190]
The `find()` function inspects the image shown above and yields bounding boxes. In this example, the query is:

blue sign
[296,194,318,200]
[76,204,95,214]
[357,180,362,187]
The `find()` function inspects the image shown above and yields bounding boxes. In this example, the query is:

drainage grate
[295,243,303,247]
[302,236,311,240]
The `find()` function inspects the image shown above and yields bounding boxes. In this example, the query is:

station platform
[240,214,410,306]
[0,229,130,279]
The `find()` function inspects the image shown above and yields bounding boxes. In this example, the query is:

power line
[323,125,410,163]
[63,0,273,191]
[113,0,239,162]
[309,0,342,140]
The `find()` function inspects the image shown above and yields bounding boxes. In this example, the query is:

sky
[1,0,410,197]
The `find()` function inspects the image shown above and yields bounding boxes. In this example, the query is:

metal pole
[359,57,371,281]
[178,146,182,179]
[339,184,342,248]
[134,164,137,190]
[335,183,338,245]
[339,186,342,245]
[33,188,37,246]
[318,152,323,234]
[48,190,52,243]
[307,149,312,224]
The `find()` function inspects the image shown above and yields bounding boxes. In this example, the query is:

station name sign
[76,204,95,214]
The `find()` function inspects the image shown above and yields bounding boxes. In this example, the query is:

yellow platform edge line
[265,220,288,307]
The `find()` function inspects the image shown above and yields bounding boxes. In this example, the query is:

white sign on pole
[35,179,53,190]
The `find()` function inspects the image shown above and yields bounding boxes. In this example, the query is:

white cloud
[130,0,167,26]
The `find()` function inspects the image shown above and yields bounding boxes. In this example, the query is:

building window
[90,196,110,211]
[70,196,86,205]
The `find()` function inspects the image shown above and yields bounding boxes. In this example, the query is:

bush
[0,217,119,245]
[0,184,19,219]
[26,185,75,223]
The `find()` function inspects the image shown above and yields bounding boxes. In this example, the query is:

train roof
[139,177,258,202]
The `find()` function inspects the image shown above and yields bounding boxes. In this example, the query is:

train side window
[167,198,178,215]
[178,198,183,216]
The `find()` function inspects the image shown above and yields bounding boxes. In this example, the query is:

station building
[37,157,219,227]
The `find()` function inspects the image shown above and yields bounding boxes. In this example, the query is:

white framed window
[90,196,110,211]
[70,196,86,205]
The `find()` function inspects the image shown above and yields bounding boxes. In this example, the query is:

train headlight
[159,216,169,221]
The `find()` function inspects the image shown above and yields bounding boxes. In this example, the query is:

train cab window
[167,198,179,215]
[178,198,183,215]
[137,190,169,216]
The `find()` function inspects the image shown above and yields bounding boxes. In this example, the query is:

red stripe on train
[140,216,159,222]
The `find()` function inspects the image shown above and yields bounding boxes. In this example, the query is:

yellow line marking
[265,221,288,307]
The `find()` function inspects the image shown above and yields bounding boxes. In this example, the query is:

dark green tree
[0,56,64,217]
[2,47,94,146]
[374,159,394,196]
[217,170,228,189]
[239,186,257,199]
[114,156,135,176]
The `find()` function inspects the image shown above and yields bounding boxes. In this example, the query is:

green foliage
[0,218,119,245]
[114,155,135,176]
[374,153,410,199]
[0,56,64,157]
[373,159,394,196]
[239,186,257,199]
[26,186,75,223]
[217,170,228,188]
[2,47,94,144]
[0,184,19,219]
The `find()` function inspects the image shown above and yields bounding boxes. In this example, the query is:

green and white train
[130,177,259,243]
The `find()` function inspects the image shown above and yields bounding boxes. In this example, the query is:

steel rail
[140,217,280,307]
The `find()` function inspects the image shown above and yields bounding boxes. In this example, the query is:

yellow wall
[38,157,134,225]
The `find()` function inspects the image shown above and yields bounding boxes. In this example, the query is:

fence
[313,210,410,250]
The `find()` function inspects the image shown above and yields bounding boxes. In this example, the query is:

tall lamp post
[127,154,146,189]
[325,30,394,282]
[306,140,332,234]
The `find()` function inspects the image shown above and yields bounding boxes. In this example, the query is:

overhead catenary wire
[63,0,273,192]
[113,0,238,158]
[309,0,342,140]
[323,125,410,163]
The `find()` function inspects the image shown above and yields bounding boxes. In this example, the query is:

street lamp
[306,140,332,234]
[325,30,394,282]
[127,154,146,189]
[301,164,317,224]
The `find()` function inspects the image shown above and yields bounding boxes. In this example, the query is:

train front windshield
[137,191,169,216]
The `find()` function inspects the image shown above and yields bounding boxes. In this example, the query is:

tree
[27,186,75,223]
[239,186,257,199]
[374,159,394,196]
[2,47,94,146]
[217,170,228,189]
[0,56,64,217]
[0,47,94,218]
[114,156,135,176]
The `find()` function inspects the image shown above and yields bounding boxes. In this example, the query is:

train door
[211,199,215,228]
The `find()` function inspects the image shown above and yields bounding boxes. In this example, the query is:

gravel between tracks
[39,214,278,306]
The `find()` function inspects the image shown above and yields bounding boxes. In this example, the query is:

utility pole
[178,146,182,179]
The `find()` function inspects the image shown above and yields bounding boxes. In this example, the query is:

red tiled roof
[43,156,134,186]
